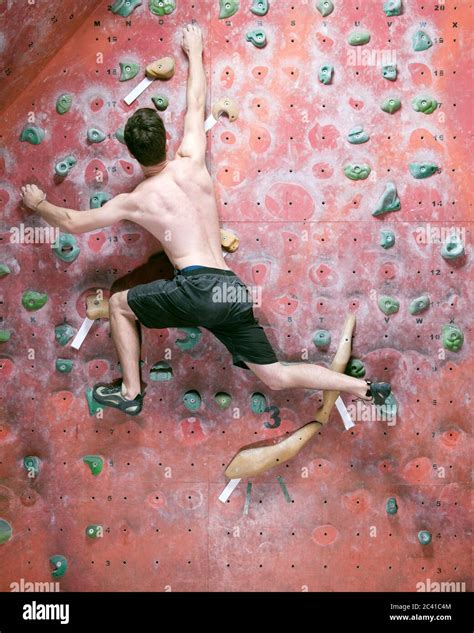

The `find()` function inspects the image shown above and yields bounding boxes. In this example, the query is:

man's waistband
[174,265,236,277]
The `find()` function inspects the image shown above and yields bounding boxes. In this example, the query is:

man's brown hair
[124,108,166,166]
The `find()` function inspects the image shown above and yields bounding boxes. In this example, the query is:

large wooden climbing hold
[86,295,109,320]
[211,97,239,122]
[145,57,175,80]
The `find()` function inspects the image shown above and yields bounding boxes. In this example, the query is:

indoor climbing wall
[0,0,471,593]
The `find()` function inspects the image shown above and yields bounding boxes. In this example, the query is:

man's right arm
[176,24,207,164]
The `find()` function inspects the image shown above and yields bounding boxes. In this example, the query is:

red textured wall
[0,0,472,593]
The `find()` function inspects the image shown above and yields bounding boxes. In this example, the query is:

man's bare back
[128,156,230,272]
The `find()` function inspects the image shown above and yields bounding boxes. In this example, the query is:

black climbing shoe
[353,380,391,406]
[92,382,144,416]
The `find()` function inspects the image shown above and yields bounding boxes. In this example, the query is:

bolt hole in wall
[0,0,471,612]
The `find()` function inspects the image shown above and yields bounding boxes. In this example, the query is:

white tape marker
[70,317,94,350]
[204,113,218,132]
[218,478,241,503]
[124,77,153,106]
[335,396,355,430]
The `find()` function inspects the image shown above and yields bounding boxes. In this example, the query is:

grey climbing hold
[378,295,399,315]
[20,125,45,145]
[151,94,169,111]
[409,295,430,315]
[150,361,173,381]
[348,30,371,46]
[312,330,331,348]
[413,30,433,52]
[372,182,400,216]
[55,155,77,177]
[408,163,438,179]
[316,0,334,17]
[347,126,369,144]
[412,95,437,114]
[56,94,72,114]
[87,128,107,143]
[115,128,125,144]
[381,97,401,114]
[376,392,397,419]
[251,0,269,16]
[319,64,334,85]
[382,64,397,81]
[383,0,402,16]
[90,192,112,208]
[111,0,142,17]
[441,233,464,260]
[380,229,395,249]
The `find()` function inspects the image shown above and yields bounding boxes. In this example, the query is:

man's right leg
[109,290,142,399]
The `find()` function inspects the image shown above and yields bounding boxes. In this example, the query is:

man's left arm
[20,184,134,234]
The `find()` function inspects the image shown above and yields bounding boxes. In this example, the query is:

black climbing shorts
[127,266,278,370]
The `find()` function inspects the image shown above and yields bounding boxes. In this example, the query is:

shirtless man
[20,24,390,416]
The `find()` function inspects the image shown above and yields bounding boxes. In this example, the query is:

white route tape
[204,113,218,132]
[335,396,355,430]
[124,77,154,106]
[218,478,241,503]
[70,317,94,350]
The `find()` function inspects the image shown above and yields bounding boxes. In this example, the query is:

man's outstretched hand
[20,184,47,211]
[181,23,203,57]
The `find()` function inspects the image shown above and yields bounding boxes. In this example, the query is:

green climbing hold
[378,295,399,315]
[251,392,268,414]
[373,182,400,216]
[0,330,11,343]
[23,456,40,478]
[219,0,239,19]
[83,455,104,476]
[22,290,48,311]
[409,295,430,315]
[50,555,68,578]
[56,358,73,373]
[0,264,11,277]
[20,125,45,145]
[417,530,432,545]
[115,128,125,144]
[441,233,464,260]
[377,393,397,420]
[386,497,398,514]
[380,229,395,249]
[316,0,334,17]
[408,162,438,179]
[86,524,102,539]
[214,392,232,409]
[119,61,140,81]
[383,0,402,16]
[150,361,173,381]
[150,0,176,16]
[55,155,77,177]
[412,95,437,114]
[246,29,267,48]
[318,64,333,85]
[87,128,107,143]
[344,163,371,180]
[111,0,142,17]
[85,388,103,415]
[90,192,112,208]
[151,94,169,111]
[56,94,72,115]
[442,324,463,352]
[348,30,371,46]
[0,519,12,544]
[176,327,202,350]
[345,358,366,378]
[381,97,401,114]
[312,330,331,348]
[413,30,432,52]
[382,64,397,81]
[52,233,80,263]
[250,0,269,16]
[183,390,201,412]
[347,126,369,144]
[55,323,75,346]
